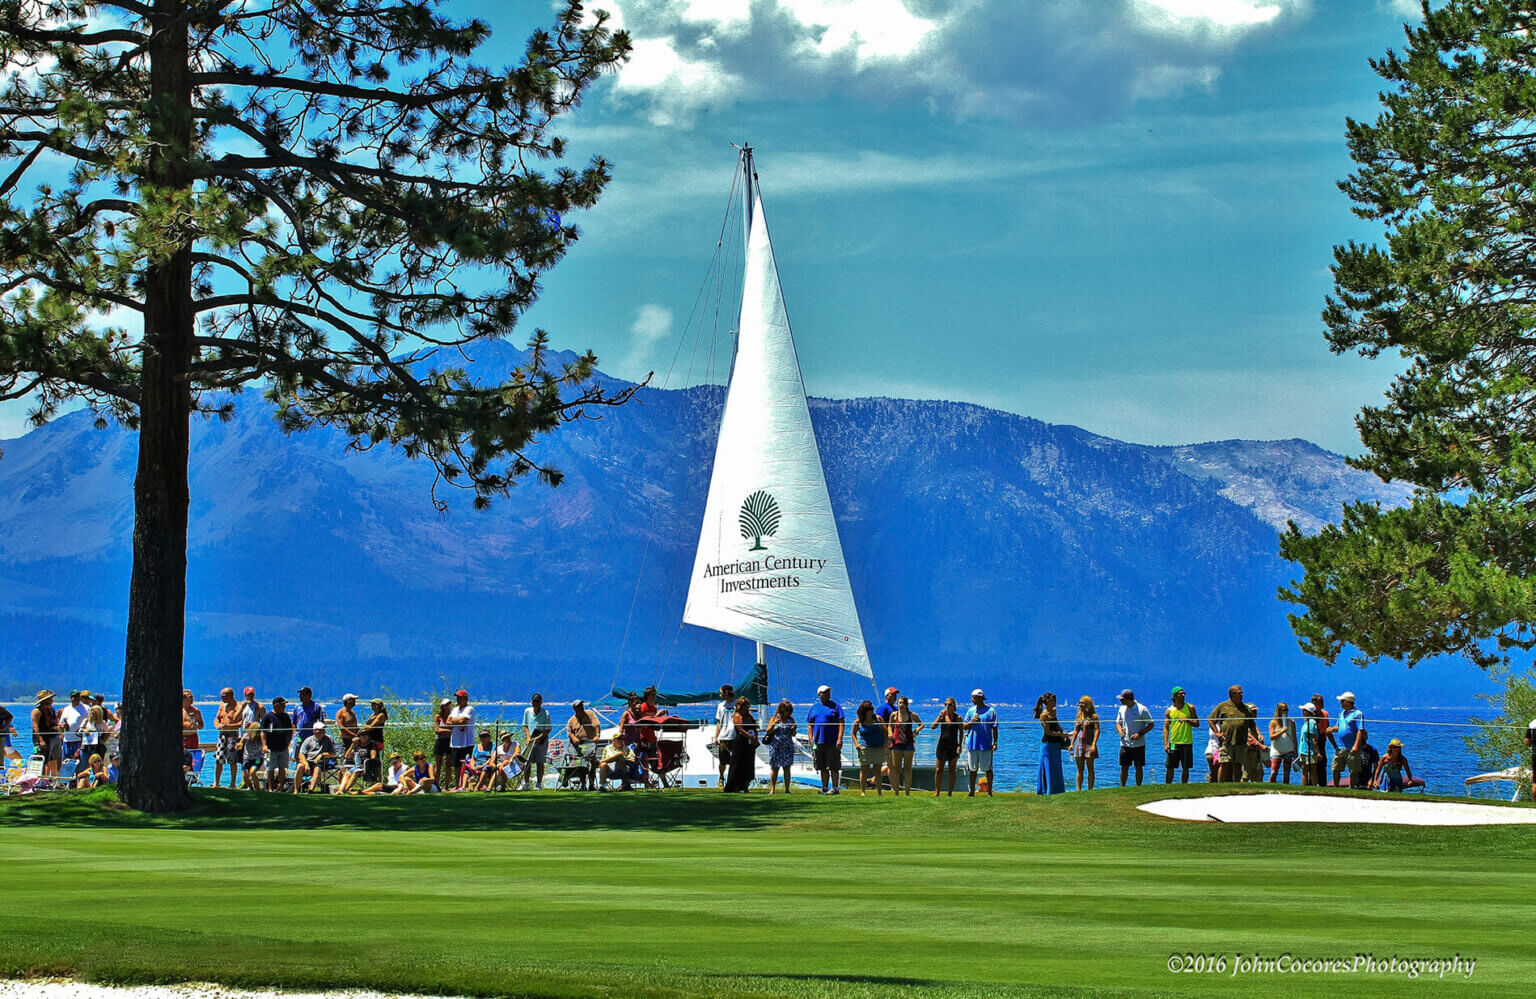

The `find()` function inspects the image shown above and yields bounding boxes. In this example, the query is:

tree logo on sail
[740,490,781,551]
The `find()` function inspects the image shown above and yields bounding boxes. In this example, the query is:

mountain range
[0,341,1488,710]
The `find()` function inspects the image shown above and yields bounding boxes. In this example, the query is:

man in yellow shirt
[1163,686,1198,784]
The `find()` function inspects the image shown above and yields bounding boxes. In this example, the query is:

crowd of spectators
[5,682,1445,797]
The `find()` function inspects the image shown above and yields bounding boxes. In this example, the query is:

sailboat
[611,145,875,787]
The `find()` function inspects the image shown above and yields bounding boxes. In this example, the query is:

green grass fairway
[2,785,1530,998]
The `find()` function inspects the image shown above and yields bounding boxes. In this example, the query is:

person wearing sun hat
[1371,737,1423,792]
[30,689,61,777]
[1162,686,1198,784]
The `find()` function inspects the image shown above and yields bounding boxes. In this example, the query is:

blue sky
[0,0,1426,454]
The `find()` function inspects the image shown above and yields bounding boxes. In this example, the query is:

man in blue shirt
[963,689,999,797]
[1330,692,1366,788]
[805,685,845,794]
[291,687,325,744]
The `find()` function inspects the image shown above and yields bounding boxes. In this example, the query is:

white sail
[682,154,873,679]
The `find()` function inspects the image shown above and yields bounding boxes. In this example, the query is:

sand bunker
[1138,793,1536,826]
[0,982,439,999]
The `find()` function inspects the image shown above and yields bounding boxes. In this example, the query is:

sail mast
[741,145,769,699]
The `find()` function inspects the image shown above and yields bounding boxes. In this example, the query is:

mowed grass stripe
[2,787,1531,998]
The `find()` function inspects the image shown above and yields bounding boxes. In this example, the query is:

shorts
[527,741,548,765]
[268,750,289,772]
[888,746,914,762]
[857,745,887,769]
[38,736,61,761]
[1333,748,1364,779]
[1269,748,1297,763]
[243,751,264,769]
[813,742,840,771]
[717,741,733,767]
[434,733,451,755]
[1217,745,1235,764]
[449,745,471,771]
[1119,745,1146,768]
[217,736,242,765]
[936,742,959,763]
[966,749,993,773]
[1165,743,1193,769]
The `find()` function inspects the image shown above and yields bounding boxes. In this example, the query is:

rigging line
[554,167,742,677]
[684,624,725,667]
[609,166,745,689]
[653,171,746,684]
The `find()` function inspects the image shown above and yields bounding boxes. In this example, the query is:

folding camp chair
[184,749,205,786]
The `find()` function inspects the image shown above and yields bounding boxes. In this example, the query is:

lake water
[7,701,1526,800]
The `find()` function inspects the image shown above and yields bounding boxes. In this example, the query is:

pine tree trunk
[118,1,194,814]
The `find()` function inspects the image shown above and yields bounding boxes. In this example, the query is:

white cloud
[611,36,745,125]
[779,0,938,63]
[1131,0,1292,33]
[621,303,674,376]
[601,0,1308,125]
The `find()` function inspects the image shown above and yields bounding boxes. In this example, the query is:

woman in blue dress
[1034,692,1068,795]
[762,699,798,794]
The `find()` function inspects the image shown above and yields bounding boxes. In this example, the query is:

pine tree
[0,0,632,811]
[1281,0,1536,670]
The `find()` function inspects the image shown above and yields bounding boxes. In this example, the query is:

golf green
[1,785,1528,998]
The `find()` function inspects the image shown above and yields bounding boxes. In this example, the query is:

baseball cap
[297,686,312,696]
[313,721,326,730]
[439,698,452,707]
[455,689,469,698]
[69,689,81,699]
[272,695,287,704]
[1337,691,1356,701]
[972,688,985,698]
[1119,688,1135,700]
[1170,686,1185,697]
[817,684,831,695]
[1300,703,1315,715]
[243,686,255,697]
[572,699,585,709]
[342,693,357,703]
[884,686,899,698]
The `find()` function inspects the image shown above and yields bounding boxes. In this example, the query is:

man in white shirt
[447,689,476,784]
[58,690,90,765]
[1115,689,1154,787]
[712,683,736,789]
